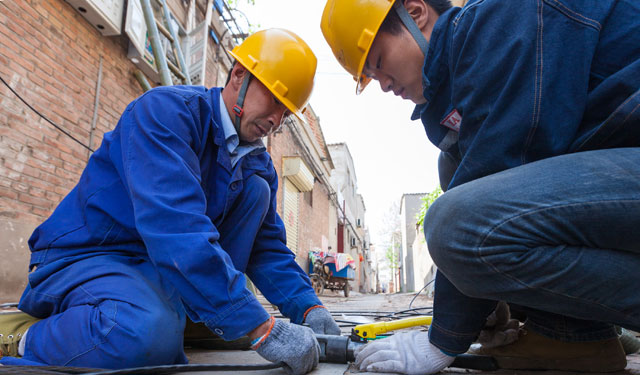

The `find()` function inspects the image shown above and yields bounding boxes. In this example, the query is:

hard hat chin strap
[232,73,251,132]
[393,1,429,55]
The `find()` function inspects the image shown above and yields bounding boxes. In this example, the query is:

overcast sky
[234,0,441,249]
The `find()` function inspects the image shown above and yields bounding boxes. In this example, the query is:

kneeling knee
[106,304,184,367]
[423,192,458,266]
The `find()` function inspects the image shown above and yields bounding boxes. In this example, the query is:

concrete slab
[186,348,349,375]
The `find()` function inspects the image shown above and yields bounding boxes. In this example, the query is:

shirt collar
[218,93,266,157]
[219,93,240,154]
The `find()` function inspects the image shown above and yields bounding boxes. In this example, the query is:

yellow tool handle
[353,316,433,339]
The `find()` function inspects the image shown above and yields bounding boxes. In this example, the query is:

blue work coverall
[412,0,640,354]
[4,86,322,367]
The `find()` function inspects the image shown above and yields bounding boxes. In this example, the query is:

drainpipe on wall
[88,56,103,158]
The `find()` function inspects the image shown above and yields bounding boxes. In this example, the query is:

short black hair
[379,0,453,35]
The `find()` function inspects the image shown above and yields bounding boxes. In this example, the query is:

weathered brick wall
[0,0,143,225]
[0,1,149,301]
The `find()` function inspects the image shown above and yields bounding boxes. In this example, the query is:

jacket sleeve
[119,88,270,340]
[448,0,598,188]
[246,164,322,324]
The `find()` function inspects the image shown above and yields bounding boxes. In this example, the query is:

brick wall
[0,0,143,224]
[0,0,148,301]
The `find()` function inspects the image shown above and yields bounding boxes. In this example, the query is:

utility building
[327,143,371,293]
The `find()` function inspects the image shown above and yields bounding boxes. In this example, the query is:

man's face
[238,78,291,143]
[363,29,427,105]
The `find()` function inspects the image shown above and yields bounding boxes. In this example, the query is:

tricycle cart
[308,252,355,297]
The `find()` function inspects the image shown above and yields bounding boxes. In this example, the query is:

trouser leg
[425,148,640,353]
[436,151,613,346]
[216,174,271,273]
[12,254,186,368]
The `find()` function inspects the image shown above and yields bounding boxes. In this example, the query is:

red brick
[43,137,74,155]
[21,164,41,179]
[0,28,37,57]
[39,171,64,187]
[11,181,30,194]
[4,15,26,38]
[30,186,46,198]
[54,185,71,196]
[19,174,50,192]
[31,205,52,218]
[26,157,55,175]
[15,1,44,25]
[55,165,81,182]
[0,186,19,200]
[18,192,52,209]
[44,190,61,203]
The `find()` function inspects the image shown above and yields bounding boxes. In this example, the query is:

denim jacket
[414,0,640,189]
[27,86,321,340]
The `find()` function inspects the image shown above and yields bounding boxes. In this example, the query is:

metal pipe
[140,0,172,86]
[135,70,152,92]
[167,59,186,81]
[159,0,192,84]
[88,56,103,157]
[155,18,173,42]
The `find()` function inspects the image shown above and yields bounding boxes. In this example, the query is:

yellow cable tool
[352,316,433,340]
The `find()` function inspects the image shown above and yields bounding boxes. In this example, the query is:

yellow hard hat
[229,28,317,120]
[321,0,395,94]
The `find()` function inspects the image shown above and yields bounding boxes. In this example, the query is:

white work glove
[355,331,455,375]
[304,306,341,335]
[254,318,320,375]
[476,301,519,348]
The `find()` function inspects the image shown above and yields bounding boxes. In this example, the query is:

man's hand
[355,330,455,375]
[254,318,320,375]
[304,306,341,335]
[477,301,519,348]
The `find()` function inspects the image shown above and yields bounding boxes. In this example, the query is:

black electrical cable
[0,74,94,152]
[0,362,285,375]
[408,278,436,309]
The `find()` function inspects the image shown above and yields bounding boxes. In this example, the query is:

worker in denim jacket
[0,29,340,373]
[322,0,640,373]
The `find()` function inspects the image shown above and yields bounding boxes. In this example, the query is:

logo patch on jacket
[441,109,462,132]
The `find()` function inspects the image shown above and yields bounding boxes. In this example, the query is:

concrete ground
[2,292,639,375]
[186,291,640,375]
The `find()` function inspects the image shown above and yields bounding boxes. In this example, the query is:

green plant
[225,0,256,6]
[385,244,399,277]
[415,186,443,231]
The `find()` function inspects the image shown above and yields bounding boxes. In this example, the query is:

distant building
[400,193,436,293]
[327,143,371,293]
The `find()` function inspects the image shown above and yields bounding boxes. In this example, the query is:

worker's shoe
[183,318,251,350]
[0,311,41,358]
[618,327,640,354]
[470,327,627,372]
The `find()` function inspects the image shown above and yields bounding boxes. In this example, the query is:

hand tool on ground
[316,315,499,371]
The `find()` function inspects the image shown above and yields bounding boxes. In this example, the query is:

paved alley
[185,292,640,375]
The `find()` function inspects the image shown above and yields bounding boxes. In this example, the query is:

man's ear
[228,64,249,90]
[403,0,431,31]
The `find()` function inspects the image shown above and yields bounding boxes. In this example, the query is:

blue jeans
[2,174,271,368]
[426,148,640,354]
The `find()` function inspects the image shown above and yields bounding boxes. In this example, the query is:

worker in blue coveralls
[322,0,640,374]
[0,28,341,373]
